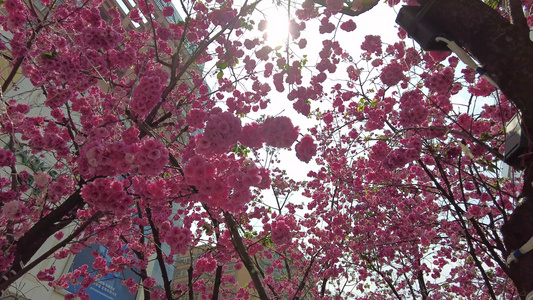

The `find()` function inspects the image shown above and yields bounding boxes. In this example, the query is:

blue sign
[65,244,140,300]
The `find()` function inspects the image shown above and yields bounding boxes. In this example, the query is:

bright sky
[250,2,400,181]
[172,0,403,207]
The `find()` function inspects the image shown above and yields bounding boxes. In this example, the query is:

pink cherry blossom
[196,111,242,155]
[361,35,382,56]
[162,6,174,17]
[0,149,15,167]
[80,178,133,215]
[340,19,357,32]
[261,116,299,148]
[164,226,192,255]
[380,61,404,86]
[295,135,317,163]
[0,0,525,298]
[271,216,292,245]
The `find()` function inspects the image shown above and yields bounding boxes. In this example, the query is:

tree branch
[146,207,174,300]
[188,262,194,300]
[224,212,269,300]
[0,212,102,292]
[366,260,402,300]
[292,254,317,300]
[0,185,87,288]
[120,235,151,300]
[211,265,223,300]
[506,0,529,33]
[417,268,428,300]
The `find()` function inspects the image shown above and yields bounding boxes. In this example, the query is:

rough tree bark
[0,188,85,292]
[417,0,533,298]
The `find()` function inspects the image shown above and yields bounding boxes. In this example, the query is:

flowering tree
[0,0,532,299]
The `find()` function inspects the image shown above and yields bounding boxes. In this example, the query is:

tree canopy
[0,0,532,299]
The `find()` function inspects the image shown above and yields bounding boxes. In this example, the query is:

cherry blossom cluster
[425,67,455,95]
[80,178,133,215]
[225,82,271,115]
[131,177,170,204]
[108,48,138,69]
[3,0,27,27]
[131,69,169,119]
[399,90,428,128]
[78,140,134,178]
[340,19,357,32]
[468,77,497,97]
[37,55,88,91]
[381,137,423,171]
[269,215,298,245]
[380,61,405,86]
[295,135,317,163]
[45,175,76,204]
[319,15,336,34]
[261,116,299,148]
[135,138,170,177]
[194,255,218,274]
[226,158,271,211]
[53,263,97,300]
[361,35,383,57]
[162,6,174,17]
[0,149,15,167]
[316,40,343,75]
[36,266,56,282]
[183,155,216,188]
[161,225,192,255]
[78,137,168,178]
[480,99,516,124]
[45,87,76,109]
[1,200,28,220]
[196,110,243,155]
[186,109,207,129]
[122,277,139,294]
[184,154,270,212]
[79,27,123,51]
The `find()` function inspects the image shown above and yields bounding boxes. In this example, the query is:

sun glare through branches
[262,15,290,47]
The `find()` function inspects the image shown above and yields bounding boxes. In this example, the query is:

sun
[261,15,290,47]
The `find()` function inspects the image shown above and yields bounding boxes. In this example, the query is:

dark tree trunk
[0,189,85,292]
[421,0,533,127]
[419,0,533,298]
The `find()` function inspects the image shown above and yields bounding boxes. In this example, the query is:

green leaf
[216,61,228,69]
[41,51,58,59]
[217,71,224,79]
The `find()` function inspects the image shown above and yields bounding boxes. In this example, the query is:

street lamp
[395,5,450,52]
[504,114,529,169]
